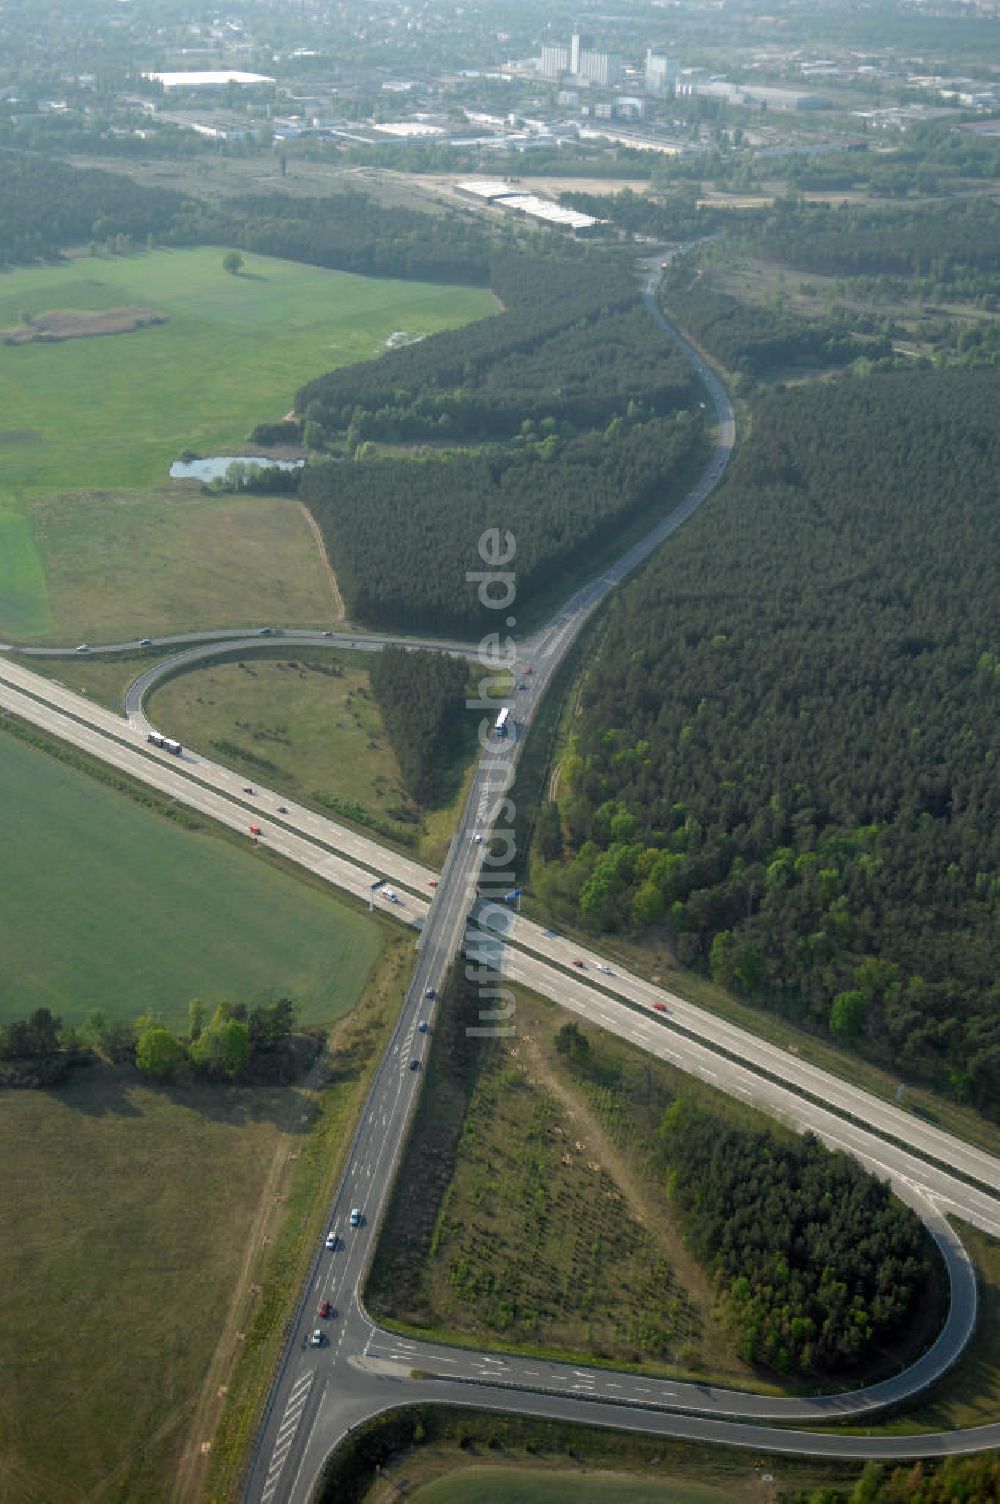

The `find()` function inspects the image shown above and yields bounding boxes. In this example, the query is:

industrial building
[455,180,604,232]
[676,79,830,111]
[143,70,275,90]
[644,51,679,98]
[538,30,621,88]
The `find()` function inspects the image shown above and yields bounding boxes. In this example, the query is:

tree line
[659,260,889,380]
[302,412,704,634]
[301,303,694,447]
[0,149,185,264]
[741,195,1000,287]
[536,368,1000,1111]
[0,150,496,285]
[294,250,643,441]
[792,1456,1000,1504]
[298,248,705,633]
[368,647,472,806]
[659,1098,934,1375]
[559,185,715,246]
[0,997,307,1088]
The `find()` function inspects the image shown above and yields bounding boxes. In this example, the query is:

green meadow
[405,1467,748,1504]
[0,247,495,639]
[0,726,382,1029]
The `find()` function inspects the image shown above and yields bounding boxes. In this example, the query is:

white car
[325,1231,337,1250]
[349,1207,361,1228]
[310,1329,324,1347]
[473,834,483,844]
[599,965,613,976]
[75,643,89,653]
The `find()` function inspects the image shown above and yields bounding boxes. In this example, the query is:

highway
[4,665,1000,1201]
[1,659,998,1246]
[2,264,998,1498]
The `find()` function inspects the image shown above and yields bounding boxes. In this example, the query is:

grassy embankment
[144,652,480,868]
[0,247,495,640]
[319,1404,860,1504]
[402,1468,751,1504]
[0,719,412,1500]
[367,981,949,1394]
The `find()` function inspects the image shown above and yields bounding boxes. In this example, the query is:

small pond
[169,455,305,482]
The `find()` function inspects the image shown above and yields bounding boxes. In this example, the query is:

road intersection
[2,269,998,1499]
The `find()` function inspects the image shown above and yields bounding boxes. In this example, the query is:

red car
[249,824,262,836]
[318,1299,332,1318]
[572,959,586,969]
[428,879,438,888]
[653,1002,667,1013]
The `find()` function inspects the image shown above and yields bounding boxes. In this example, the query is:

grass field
[24,648,181,712]
[369,981,949,1392]
[148,653,477,864]
[401,1466,746,1504]
[0,934,410,1504]
[0,725,383,1029]
[27,489,338,642]
[368,984,763,1386]
[0,246,496,640]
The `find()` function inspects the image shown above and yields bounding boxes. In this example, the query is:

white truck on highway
[147,732,182,755]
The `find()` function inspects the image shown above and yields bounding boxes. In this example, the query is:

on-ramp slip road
[2,263,998,1501]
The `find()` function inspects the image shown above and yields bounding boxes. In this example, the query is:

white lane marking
[262,1369,315,1497]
